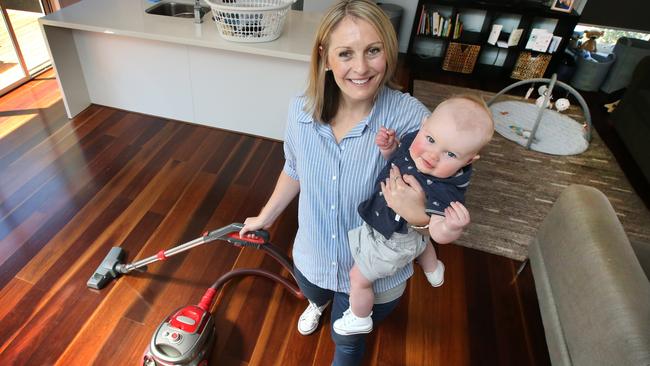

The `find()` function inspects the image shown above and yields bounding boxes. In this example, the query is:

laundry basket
[205,0,295,42]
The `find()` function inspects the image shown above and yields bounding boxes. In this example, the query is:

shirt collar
[296,86,387,128]
[297,105,313,124]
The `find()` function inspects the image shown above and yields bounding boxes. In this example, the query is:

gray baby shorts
[348,222,427,282]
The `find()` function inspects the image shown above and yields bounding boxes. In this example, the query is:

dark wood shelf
[424,0,580,18]
[408,0,580,80]
[414,34,450,41]
[455,30,484,45]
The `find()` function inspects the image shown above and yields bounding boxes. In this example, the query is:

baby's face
[409,104,487,178]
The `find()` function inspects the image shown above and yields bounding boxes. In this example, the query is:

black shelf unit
[407,0,580,80]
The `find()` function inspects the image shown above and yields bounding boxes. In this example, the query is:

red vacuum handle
[225,231,268,246]
[204,227,270,247]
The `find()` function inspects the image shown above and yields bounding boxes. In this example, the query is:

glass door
[0,0,51,96]
[0,4,28,94]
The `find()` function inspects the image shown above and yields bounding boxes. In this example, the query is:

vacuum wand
[87,223,268,290]
[116,235,214,274]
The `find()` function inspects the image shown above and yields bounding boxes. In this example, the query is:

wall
[303,0,418,53]
[580,0,650,32]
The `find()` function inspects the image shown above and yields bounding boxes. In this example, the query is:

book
[433,12,440,36]
[487,24,503,45]
[508,29,523,47]
[526,28,553,52]
[452,13,462,39]
[548,36,562,53]
[533,32,553,52]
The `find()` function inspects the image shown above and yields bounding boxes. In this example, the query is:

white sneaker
[332,308,373,335]
[425,260,445,287]
[297,300,330,335]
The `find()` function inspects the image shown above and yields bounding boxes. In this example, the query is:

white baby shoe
[332,308,373,335]
[425,260,445,287]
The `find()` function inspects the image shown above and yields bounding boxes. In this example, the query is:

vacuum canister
[143,305,215,366]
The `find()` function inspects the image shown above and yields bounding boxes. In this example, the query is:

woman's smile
[349,77,371,85]
[326,17,386,107]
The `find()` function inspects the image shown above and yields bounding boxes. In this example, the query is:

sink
[145,2,210,19]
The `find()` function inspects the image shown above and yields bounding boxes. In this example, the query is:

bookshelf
[407,0,580,79]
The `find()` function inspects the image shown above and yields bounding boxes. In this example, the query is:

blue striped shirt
[283,86,430,293]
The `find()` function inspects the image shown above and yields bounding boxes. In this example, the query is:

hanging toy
[555,91,571,112]
[524,83,535,99]
[535,95,553,109]
[555,98,570,112]
[538,85,548,96]
[535,84,553,109]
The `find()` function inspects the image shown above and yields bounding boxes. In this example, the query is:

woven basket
[442,42,481,74]
[510,52,552,80]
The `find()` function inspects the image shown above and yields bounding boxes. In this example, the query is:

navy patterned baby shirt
[358,131,472,239]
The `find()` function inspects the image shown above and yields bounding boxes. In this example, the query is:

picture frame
[550,0,573,13]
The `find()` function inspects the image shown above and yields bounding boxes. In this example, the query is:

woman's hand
[239,215,272,238]
[442,201,470,232]
[428,202,470,244]
[380,164,428,225]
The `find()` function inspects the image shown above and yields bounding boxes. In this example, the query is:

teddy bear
[579,30,604,53]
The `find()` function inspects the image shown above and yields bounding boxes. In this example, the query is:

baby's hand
[375,127,397,158]
[376,127,396,150]
[442,202,470,232]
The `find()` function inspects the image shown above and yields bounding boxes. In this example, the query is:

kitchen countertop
[39,0,320,62]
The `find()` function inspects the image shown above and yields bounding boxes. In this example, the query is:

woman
[240,1,430,364]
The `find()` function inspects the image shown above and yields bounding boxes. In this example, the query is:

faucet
[194,0,203,24]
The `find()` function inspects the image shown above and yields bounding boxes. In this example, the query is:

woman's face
[325,16,386,107]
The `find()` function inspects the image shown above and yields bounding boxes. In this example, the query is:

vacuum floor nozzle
[87,247,126,290]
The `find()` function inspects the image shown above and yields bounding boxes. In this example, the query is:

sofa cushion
[629,89,650,129]
[631,240,650,280]
[531,185,650,365]
[614,96,650,183]
[529,239,572,366]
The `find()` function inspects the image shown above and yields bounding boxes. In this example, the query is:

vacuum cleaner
[87,223,304,366]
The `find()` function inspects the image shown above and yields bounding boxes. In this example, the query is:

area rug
[413,80,650,261]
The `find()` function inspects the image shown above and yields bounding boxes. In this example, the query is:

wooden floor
[0,69,551,365]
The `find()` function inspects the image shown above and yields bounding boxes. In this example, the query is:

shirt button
[332,176,337,180]
[332,234,336,239]
[331,261,336,266]
[331,205,335,210]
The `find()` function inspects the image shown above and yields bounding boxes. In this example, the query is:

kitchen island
[39,0,320,140]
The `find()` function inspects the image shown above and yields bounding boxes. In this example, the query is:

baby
[333,95,494,336]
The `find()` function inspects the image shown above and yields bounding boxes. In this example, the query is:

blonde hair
[304,0,399,123]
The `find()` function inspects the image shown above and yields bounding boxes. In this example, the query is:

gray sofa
[612,56,650,184]
[528,184,650,365]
